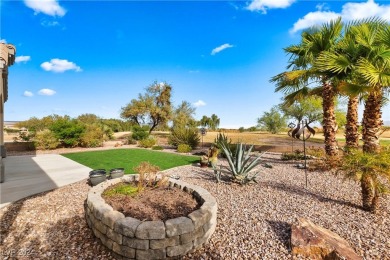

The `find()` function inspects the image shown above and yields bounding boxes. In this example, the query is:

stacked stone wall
[85,175,217,259]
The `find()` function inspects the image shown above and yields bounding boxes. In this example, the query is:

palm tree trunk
[345,96,359,150]
[362,91,382,153]
[361,174,375,212]
[322,81,338,156]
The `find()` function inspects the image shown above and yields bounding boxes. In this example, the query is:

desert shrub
[131,125,150,140]
[281,150,309,161]
[4,128,19,133]
[133,162,167,191]
[34,130,60,150]
[138,137,157,148]
[238,127,245,133]
[168,127,200,149]
[126,135,138,145]
[80,125,104,148]
[152,145,164,150]
[214,132,234,158]
[306,146,325,158]
[49,117,85,147]
[177,144,192,153]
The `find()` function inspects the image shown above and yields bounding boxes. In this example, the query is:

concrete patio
[0,154,91,208]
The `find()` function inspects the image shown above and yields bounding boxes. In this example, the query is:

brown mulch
[102,184,200,221]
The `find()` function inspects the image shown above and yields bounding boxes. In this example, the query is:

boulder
[291,218,361,260]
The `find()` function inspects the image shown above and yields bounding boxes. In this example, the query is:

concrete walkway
[0,154,91,208]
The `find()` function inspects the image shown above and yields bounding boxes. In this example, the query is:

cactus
[219,142,263,184]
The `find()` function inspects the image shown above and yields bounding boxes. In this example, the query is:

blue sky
[2,0,390,128]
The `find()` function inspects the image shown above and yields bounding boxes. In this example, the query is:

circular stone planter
[85,174,217,260]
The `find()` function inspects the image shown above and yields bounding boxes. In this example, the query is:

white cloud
[211,43,234,55]
[189,70,200,73]
[290,0,390,34]
[0,39,6,43]
[23,91,33,97]
[38,88,56,96]
[41,20,60,27]
[15,56,31,63]
[290,11,339,34]
[193,100,206,107]
[247,0,296,13]
[41,58,82,73]
[24,0,66,17]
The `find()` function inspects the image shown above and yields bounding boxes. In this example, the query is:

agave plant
[219,142,263,184]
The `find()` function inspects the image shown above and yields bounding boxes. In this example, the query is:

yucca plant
[219,142,263,184]
[338,147,390,213]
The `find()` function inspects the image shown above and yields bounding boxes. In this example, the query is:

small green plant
[131,125,150,140]
[219,142,263,184]
[103,183,139,197]
[152,145,164,150]
[33,130,60,150]
[168,127,200,149]
[177,144,192,153]
[138,137,157,148]
[338,148,390,213]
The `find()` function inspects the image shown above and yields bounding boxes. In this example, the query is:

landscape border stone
[85,174,217,259]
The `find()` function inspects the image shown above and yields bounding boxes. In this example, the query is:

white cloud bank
[193,100,206,107]
[41,59,82,73]
[24,0,66,17]
[15,56,31,63]
[23,91,34,97]
[247,0,296,13]
[291,0,390,34]
[38,88,56,96]
[211,43,234,55]
[0,39,6,43]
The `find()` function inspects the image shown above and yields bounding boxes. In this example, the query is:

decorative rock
[123,237,149,250]
[136,221,166,239]
[114,217,141,238]
[291,218,362,260]
[150,236,179,249]
[167,242,193,257]
[136,248,166,260]
[165,217,194,237]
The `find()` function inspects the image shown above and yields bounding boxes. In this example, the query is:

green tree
[257,106,286,134]
[172,101,196,128]
[49,115,85,147]
[209,114,220,131]
[121,81,172,133]
[279,96,323,125]
[199,115,210,128]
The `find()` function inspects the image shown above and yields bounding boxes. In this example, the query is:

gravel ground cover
[1,154,389,259]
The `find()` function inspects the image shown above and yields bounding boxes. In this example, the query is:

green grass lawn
[62,149,199,174]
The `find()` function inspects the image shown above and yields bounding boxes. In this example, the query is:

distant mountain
[384,121,390,126]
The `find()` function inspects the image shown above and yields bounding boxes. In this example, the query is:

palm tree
[272,18,343,156]
[354,22,390,153]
